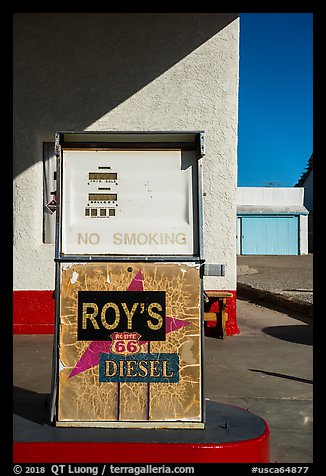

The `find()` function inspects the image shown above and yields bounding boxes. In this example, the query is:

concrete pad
[13,335,53,394]
[204,300,313,463]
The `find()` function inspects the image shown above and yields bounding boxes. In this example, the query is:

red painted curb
[13,424,270,463]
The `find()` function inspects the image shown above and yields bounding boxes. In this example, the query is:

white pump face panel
[61,149,198,255]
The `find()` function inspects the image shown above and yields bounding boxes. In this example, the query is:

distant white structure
[237,187,309,255]
[295,155,313,252]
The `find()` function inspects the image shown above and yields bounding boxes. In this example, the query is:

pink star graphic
[69,269,190,378]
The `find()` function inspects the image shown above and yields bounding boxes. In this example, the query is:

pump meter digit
[61,149,198,256]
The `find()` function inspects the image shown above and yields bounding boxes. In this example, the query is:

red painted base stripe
[13,289,239,336]
[13,290,55,335]
[14,324,55,334]
[13,426,270,463]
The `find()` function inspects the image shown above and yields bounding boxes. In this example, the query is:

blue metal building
[236,188,309,256]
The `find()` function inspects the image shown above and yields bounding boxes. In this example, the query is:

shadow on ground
[13,386,50,425]
[248,369,313,385]
[262,325,313,346]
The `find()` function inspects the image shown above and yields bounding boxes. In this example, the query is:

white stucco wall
[299,215,308,255]
[13,13,239,291]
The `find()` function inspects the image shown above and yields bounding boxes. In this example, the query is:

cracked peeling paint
[57,262,202,425]
[70,271,79,284]
[59,360,65,373]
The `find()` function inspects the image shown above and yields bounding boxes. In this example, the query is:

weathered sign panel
[57,261,203,428]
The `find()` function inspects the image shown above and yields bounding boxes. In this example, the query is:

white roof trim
[237,205,309,215]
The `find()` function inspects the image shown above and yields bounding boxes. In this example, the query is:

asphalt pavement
[205,299,313,464]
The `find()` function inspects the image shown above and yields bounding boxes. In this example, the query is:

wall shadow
[13,13,238,177]
[262,325,313,346]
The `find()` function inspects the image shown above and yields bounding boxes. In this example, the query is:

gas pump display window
[61,150,198,256]
[89,172,117,180]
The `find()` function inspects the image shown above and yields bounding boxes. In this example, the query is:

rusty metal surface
[57,261,202,427]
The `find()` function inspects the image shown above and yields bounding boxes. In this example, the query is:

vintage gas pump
[50,131,206,428]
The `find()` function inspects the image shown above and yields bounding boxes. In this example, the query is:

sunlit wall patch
[99,353,180,383]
